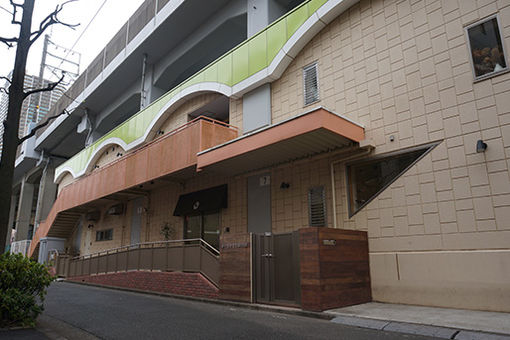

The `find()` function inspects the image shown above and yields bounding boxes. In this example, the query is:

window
[308,186,326,227]
[303,62,319,106]
[347,144,436,216]
[96,229,113,241]
[466,16,507,80]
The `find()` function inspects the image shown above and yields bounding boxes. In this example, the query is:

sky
[0,0,145,82]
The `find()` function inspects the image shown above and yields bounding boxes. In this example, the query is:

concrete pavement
[326,302,510,340]
[39,282,439,339]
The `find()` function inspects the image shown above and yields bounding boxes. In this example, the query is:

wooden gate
[252,232,301,306]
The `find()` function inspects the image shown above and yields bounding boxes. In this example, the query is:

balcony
[29,117,238,258]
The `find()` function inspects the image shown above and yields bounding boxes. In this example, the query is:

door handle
[261,253,274,258]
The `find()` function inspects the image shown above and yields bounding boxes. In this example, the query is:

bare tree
[0,0,77,252]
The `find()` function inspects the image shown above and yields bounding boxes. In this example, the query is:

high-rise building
[0,72,66,155]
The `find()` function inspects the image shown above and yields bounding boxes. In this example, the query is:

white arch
[55,138,128,183]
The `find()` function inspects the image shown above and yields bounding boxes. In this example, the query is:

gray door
[131,198,143,245]
[253,232,301,306]
[248,173,271,233]
[74,220,82,254]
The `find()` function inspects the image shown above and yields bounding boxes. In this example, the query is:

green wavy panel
[57,0,329,178]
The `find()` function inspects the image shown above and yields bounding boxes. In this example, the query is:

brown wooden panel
[299,227,371,312]
[219,234,251,302]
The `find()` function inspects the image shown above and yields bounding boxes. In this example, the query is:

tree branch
[0,36,18,47]
[10,0,23,25]
[23,73,65,99]
[17,109,71,145]
[30,0,79,45]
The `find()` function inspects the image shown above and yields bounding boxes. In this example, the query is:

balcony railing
[29,116,237,259]
[53,238,220,286]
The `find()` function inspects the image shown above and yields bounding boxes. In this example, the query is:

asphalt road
[41,282,441,340]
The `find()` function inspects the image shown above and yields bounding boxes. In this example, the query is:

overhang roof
[196,107,365,175]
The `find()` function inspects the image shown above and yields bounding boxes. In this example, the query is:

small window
[308,186,326,227]
[466,16,508,80]
[96,229,113,241]
[347,145,436,216]
[303,63,319,106]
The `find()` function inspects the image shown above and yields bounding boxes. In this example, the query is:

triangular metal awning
[197,107,365,175]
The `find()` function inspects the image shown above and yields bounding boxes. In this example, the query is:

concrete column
[14,178,35,241]
[4,194,17,251]
[34,162,57,230]
[141,63,165,109]
[247,0,286,37]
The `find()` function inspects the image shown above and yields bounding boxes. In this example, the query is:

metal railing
[54,238,220,286]
[10,240,31,256]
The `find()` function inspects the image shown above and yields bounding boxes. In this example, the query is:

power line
[57,0,108,69]
[0,5,13,15]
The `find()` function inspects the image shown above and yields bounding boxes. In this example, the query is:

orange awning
[197,107,365,175]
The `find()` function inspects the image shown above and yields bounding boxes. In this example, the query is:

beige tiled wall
[269,0,510,311]
[157,93,223,138]
[57,173,75,195]
[92,145,125,171]
[70,202,131,256]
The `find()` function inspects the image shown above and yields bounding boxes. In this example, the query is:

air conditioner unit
[107,204,123,216]
[85,211,100,222]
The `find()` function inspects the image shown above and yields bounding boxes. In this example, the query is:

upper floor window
[303,63,319,106]
[96,229,113,241]
[466,16,508,80]
[347,144,437,217]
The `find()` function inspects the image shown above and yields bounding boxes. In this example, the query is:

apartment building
[12,0,510,312]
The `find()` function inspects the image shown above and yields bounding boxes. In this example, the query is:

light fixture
[476,140,487,153]
[280,182,290,189]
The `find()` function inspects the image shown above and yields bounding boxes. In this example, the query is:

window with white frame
[303,62,319,106]
[466,16,508,80]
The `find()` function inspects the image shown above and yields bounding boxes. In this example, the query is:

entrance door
[131,198,143,245]
[184,212,220,250]
[253,232,301,306]
[248,173,271,233]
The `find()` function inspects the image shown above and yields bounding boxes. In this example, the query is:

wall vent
[303,62,319,106]
[308,186,326,227]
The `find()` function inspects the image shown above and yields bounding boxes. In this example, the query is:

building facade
[10,0,510,313]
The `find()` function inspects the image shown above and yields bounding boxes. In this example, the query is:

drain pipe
[140,54,148,110]
[330,141,375,229]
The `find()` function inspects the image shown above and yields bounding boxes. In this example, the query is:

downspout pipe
[330,142,375,229]
[140,54,148,110]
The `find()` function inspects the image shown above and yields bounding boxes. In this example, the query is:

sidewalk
[325,302,510,340]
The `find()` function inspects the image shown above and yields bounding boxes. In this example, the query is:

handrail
[70,238,219,261]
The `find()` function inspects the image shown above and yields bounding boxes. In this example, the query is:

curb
[36,314,99,340]
[328,315,510,340]
[61,280,332,321]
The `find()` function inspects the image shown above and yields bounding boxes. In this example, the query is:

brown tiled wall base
[67,271,219,299]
